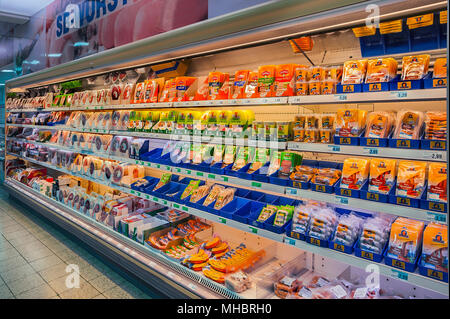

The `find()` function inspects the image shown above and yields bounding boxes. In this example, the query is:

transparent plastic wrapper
[424,111,446,140]
[341,59,368,84]
[386,217,425,263]
[393,110,424,139]
[358,216,394,254]
[365,58,398,83]
[396,160,427,198]
[401,55,430,80]
[433,58,447,78]
[332,212,364,246]
[307,207,338,241]
[365,111,395,138]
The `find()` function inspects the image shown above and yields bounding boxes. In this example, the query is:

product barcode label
[249,226,258,234]
[423,152,444,160]
[328,145,340,152]
[391,269,408,281]
[283,237,296,246]
[363,147,378,155]
[219,218,227,224]
[427,212,446,223]
[335,94,347,101]
[335,196,349,205]
[286,188,297,195]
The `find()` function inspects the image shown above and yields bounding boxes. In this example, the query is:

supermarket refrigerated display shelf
[3,177,243,300]
[5,124,447,161]
[6,138,447,225]
[4,159,448,296]
[5,87,447,113]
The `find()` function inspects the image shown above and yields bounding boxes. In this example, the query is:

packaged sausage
[176,76,196,102]
[365,58,398,83]
[420,223,448,272]
[231,70,251,99]
[340,158,370,190]
[244,71,259,98]
[387,217,425,263]
[208,72,230,100]
[365,111,395,138]
[143,80,160,103]
[401,55,430,80]
[433,58,447,78]
[369,158,397,195]
[427,163,447,203]
[274,64,296,96]
[336,108,367,137]
[424,111,446,140]
[257,65,276,98]
[393,110,424,139]
[341,60,368,84]
[396,160,427,198]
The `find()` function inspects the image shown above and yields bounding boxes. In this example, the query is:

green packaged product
[257,205,278,222]
[181,180,200,200]
[222,145,236,168]
[154,173,172,191]
[273,205,294,227]
[232,147,249,171]
[279,152,303,177]
[248,148,269,174]
[267,151,281,176]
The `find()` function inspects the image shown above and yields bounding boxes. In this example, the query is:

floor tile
[0,248,20,262]
[7,272,46,296]
[0,284,14,299]
[47,276,88,295]
[30,254,65,272]
[59,280,100,299]
[79,264,103,281]
[15,283,58,299]
[92,294,107,299]
[20,246,54,262]
[38,263,69,282]
[1,263,36,284]
[89,275,118,293]
[102,286,135,299]
[0,255,28,272]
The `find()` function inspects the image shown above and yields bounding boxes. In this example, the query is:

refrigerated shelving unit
[3,0,449,299]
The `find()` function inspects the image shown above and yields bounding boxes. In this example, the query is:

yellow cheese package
[365,111,395,138]
[341,59,368,84]
[420,223,448,272]
[396,161,427,198]
[368,158,397,194]
[393,110,424,140]
[365,58,398,83]
[401,55,430,80]
[387,217,425,263]
[427,163,447,203]
[340,158,370,190]
[335,108,367,137]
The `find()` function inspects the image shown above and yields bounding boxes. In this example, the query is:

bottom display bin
[384,253,419,273]
[418,256,449,283]
[354,239,387,263]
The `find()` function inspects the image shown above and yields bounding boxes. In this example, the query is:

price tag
[207,174,216,179]
[162,200,168,206]
[251,181,262,188]
[286,188,297,195]
[335,196,349,205]
[145,194,150,200]
[196,172,204,177]
[156,164,161,169]
[335,94,347,101]
[152,197,159,202]
[363,147,379,155]
[283,237,296,246]
[221,176,229,182]
[423,152,444,160]
[173,203,180,209]
[136,191,141,197]
[391,269,408,281]
[219,218,227,224]
[175,168,182,173]
[165,166,171,171]
[394,91,408,98]
[353,287,368,299]
[130,190,135,194]
[328,145,340,152]
[181,206,189,212]
[249,226,258,234]
[186,170,192,175]
[427,212,446,223]
[331,285,348,299]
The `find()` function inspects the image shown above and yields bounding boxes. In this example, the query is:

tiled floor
[0,186,160,299]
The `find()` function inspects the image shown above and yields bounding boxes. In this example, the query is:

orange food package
[231,70,251,99]
[342,60,368,84]
[160,79,176,102]
[208,72,230,100]
[176,76,196,101]
[133,82,145,104]
[193,76,209,101]
[294,65,309,96]
[244,71,259,98]
[365,111,395,138]
[274,64,296,96]
[143,80,159,103]
[433,58,447,78]
[401,55,430,80]
[427,163,447,203]
[365,58,398,83]
[257,65,276,98]
[396,161,427,198]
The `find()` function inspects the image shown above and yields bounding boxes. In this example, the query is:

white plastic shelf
[5,88,446,113]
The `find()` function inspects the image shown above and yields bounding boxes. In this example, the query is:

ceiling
[0,0,54,24]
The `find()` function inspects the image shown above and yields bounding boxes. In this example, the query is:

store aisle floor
[0,186,158,299]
